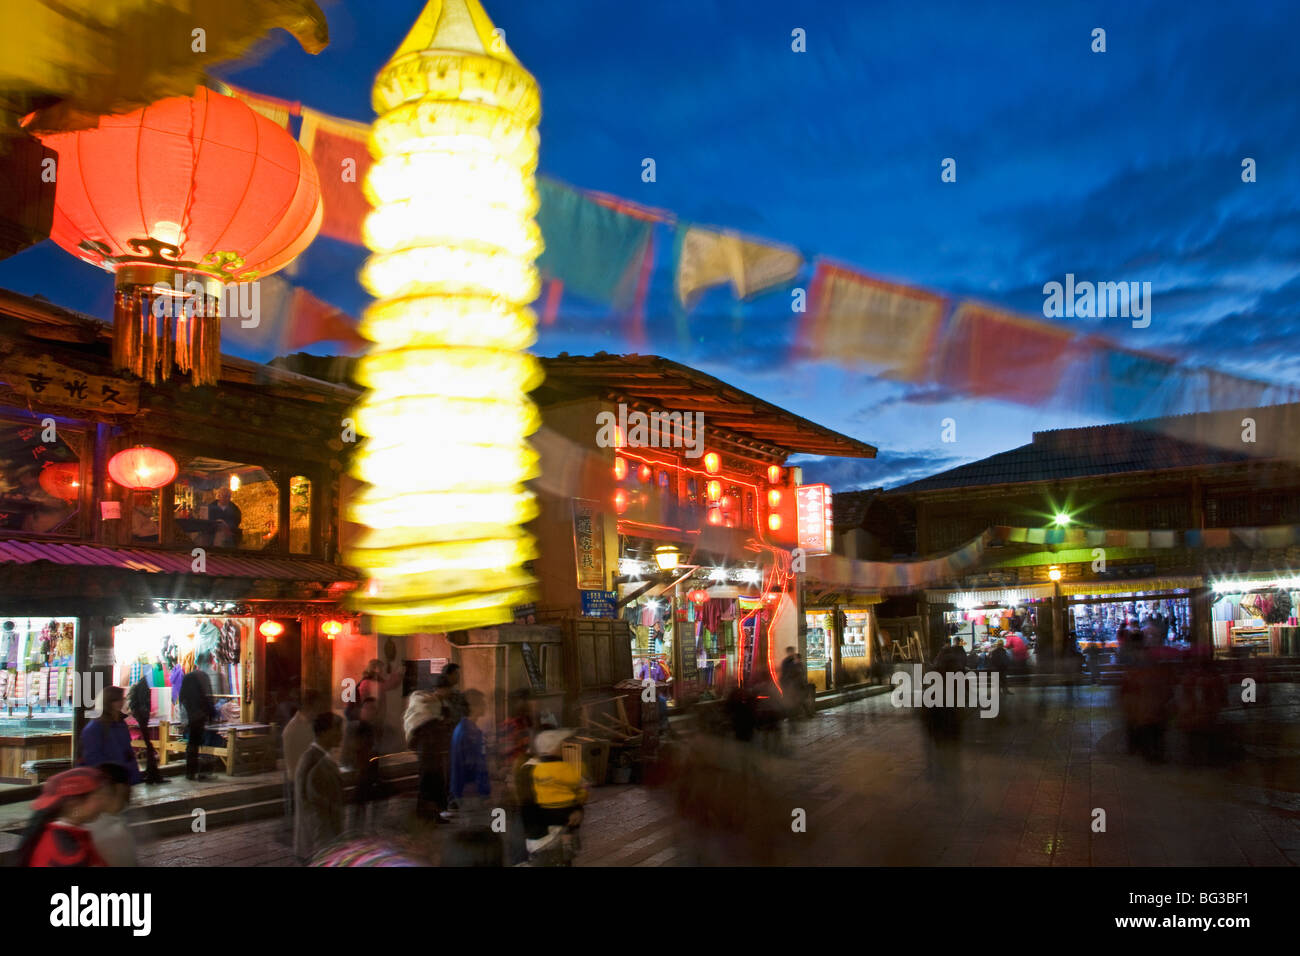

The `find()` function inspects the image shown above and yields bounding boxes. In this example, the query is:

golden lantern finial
[346,0,544,634]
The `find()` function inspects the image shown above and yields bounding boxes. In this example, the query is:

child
[17,767,111,867]
[518,729,588,865]
[86,763,138,866]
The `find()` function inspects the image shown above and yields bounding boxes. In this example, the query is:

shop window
[289,475,313,554]
[175,457,278,551]
[0,617,78,739]
[0,418,83,536]
[128,489,162,544]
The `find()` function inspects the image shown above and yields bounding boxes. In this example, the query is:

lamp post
[348,0,544,634]
[1048,565,1063,668]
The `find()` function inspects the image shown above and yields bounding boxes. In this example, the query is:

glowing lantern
[653,545,681,571]
[613,456,628,481]
[688,588,709,605]
[638,463,653,483]
[346,0,544,634]
[614,489,629,514]
[322,620,344,638]
[259,620,285,641]
[108,446,177,491]
[767,464,782,484]
[39,462,81,501]
[707,508,723,526]
[719,495,734,511]
[768,514,782,532]
[36,85,323,386]
[768,489,782,508]
[706,480,722,502]
[703,453,720,474]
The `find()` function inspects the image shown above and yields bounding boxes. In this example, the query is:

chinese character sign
[0,351,139,414]
[571,498,606,590]
[796,484,833,555]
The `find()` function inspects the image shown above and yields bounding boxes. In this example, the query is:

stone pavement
[137,685,1300,867]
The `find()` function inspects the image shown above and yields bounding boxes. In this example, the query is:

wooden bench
[132,721,275,776]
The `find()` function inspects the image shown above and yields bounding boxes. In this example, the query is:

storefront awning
[1060,576,1202,597]
[0,539,359,583]
[925,585,1055,605]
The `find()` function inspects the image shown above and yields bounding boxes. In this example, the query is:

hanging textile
[298,107,372,245]
[536,179,654,306]
[937,302,1077,404]
[674,225,803,309]
[802,260,948,381]
[226,84,301,128]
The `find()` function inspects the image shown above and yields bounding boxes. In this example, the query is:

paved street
[139,686,1300,867]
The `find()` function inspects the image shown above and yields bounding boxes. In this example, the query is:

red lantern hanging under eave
[39,462,80,501]
[34,86,323,387]
[108,446,177,491]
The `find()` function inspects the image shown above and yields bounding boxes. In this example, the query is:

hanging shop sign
[571,498,606,590]
[796,483,833,555]
[0,350,139,414]
[519,641,546,691]
[580,589,617,619]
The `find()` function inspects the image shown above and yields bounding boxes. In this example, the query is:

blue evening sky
[3,0,1298,489]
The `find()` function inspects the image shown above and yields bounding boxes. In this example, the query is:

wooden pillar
[1189,586,1213,652]
[832,607,845,688]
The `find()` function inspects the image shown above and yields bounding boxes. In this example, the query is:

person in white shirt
[294,713,344,861]
[281,690,323,824]
[86,763,137,866]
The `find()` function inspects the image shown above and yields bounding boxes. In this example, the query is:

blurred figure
[179,655,216,780]
[450,689,491,806]
[519,729,587,865]
[497,689,534,865]
[357,658,402,752]
[344,697,383,831]
[295,712,344,860]
[725,682,757,742]
[79,685,143,786]
[1004,631,1029,674]
[1178,658,1227,766]
[989,638,1011,696]
[282,689,322,825]
[1120,650,1174,763]
[779,646,809,723]
[128,675,163,784]
[405,688,453,823]
[1060,633,1084,706]
[17,767,110,867]
[86,762,137,866]
[1086,637,1104,685]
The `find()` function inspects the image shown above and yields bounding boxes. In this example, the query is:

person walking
[281,690,322,826]
[405,688,453,822]
[988,639,1012,696]
[294,712,344,860]
[85,763,138,866]
[357,658,403,752]
[79,686,143,786]
[450,689,492,807]
[16,767,111,867]
[519,729,588,865]
[179,656,217,781]
[127,676,164,784]
[779,646,803,725]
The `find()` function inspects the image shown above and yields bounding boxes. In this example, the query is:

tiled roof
[0,539,358,581]
[893,401,1300,494]
[832,488,881,530]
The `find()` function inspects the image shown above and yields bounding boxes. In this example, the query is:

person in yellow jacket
[519,728,588,864]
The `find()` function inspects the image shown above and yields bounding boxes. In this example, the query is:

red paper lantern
[767,464,782,484]
[259,620,284,641]
[321,620,344,639]
[707,507,723,526]
[613,456,627,481]
[706,480,722,502]
[767,489,782,508]
[703,452,720,474]
[638,463,653,483]
[108,446,177,491]
[36,86,323,386]
[768,514,782,532]
[39,462,81,501]
[614,489,629,514]
[687,588,709,605]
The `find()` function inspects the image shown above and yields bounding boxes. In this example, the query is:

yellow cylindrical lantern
[347,0,544,633]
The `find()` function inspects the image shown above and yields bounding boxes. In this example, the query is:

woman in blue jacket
[79,685,143,786]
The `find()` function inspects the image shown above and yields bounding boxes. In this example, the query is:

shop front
[0,616,79,783]
[1209,575,1300,657]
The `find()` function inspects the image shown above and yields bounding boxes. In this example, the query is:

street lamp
[653,545,682,572]
[1053,512,1071,527]
[1048,566,1062,582]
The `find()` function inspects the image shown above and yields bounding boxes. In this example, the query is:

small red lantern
[614,489,629,514]
[613,456,628,481]
[706,480,722,502]
[259,620,284,641]
[322,620,344,639]
[767,489,782,508]
[39,462,81,501]
[688,588,709,605]
[707,508,723,526]
[768,514,782,532]
[108,446,177,491]
[767,464,782,484]
[638,463,653,483]
[704,453,720,474]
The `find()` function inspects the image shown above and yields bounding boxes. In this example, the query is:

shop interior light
[704,453,720,474]
[619,558,648,578]
[708,567,728,582]
[229,475,241,492]
[653,545,682,572]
